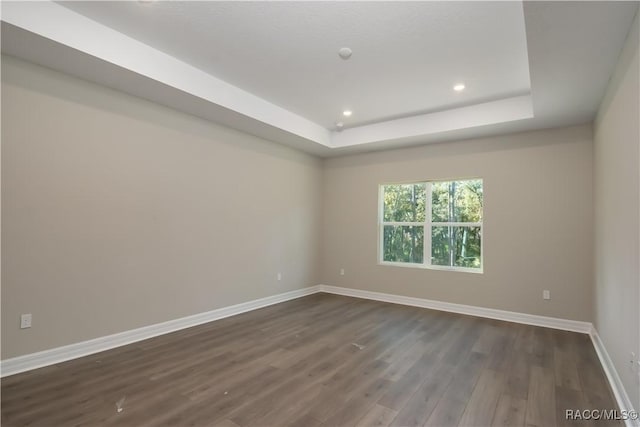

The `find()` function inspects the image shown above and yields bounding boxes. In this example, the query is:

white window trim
[378,181,483,274]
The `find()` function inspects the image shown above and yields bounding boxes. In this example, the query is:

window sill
[378,261,483,274]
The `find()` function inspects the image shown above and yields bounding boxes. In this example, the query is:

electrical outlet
[340,268,345,276]
[20,313,32,329]
[543,290,550,300]
[277,272,282,281]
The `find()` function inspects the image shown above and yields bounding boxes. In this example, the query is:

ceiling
[1,1,638,156]
[54,1,532,130]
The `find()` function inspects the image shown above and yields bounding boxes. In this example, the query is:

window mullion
[378,184,384,263]
[382,221,424,226]
[425,182,432,267]
[431,222,482,227]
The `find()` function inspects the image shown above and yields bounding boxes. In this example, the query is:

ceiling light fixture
[335,122,344,131]
[453,83,466,92]
[343,110,352,117]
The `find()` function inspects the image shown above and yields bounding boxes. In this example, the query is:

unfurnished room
[1,1,639,426]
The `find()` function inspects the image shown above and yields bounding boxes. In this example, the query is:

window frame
[378,179,483,274]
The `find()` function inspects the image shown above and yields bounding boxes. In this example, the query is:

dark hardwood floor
[1,293,620,426]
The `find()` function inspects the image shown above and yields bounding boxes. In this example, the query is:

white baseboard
[317,284,592,333]
[590,328,640,427]
[0,285,321,378]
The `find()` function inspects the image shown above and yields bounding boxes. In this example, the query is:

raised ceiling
[54,1,532,130]
[1,1,638,156]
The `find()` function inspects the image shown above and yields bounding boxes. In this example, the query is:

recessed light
[343,110,352,117]
[335,122,344,131]
[453,83,466,92]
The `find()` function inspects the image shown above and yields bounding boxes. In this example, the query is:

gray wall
[594,12,640,409]
[322,124,594,322]
[1,56,323,359]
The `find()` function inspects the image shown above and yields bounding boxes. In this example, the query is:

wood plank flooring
[1,293,620,426]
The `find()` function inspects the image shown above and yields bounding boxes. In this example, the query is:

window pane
[383,225,424,263]
[431,226,481,268]
[432,180,483,223]
[383,184,426,222]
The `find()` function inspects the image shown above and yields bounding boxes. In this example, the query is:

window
[379,179,483,272]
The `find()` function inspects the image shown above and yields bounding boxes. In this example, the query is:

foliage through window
[380,179,483,272]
